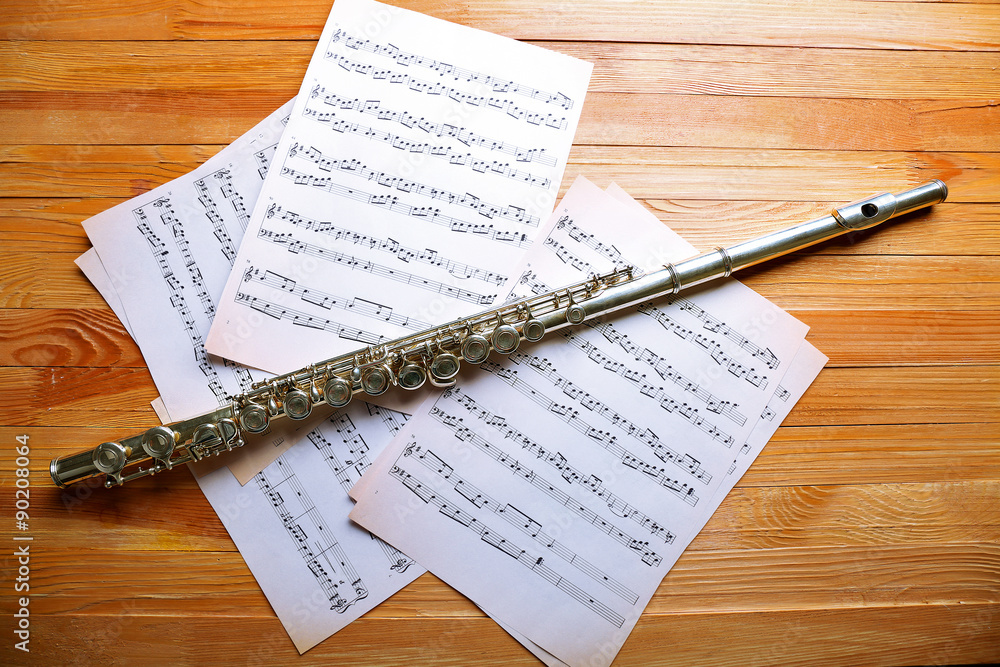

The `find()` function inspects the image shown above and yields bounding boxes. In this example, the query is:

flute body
[50,180,948,489]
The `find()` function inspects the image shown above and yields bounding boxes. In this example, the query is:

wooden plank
[4,91,1000,152]
[0,1,180,41]
[0,41,312,93]
[648,543,1000,612]
[0,308,142,367]
[0,366,160,428]
[791,310,1000,366]
[745,423,1000,487]
[3,364,996,428]
[4,144,997,204]
[564,146,999,204]
[3,196,996,258]
[574,94,1000,152]
[0,91,294,145]
[1,145,991,205]
[625,606,1000,667]
[0,252,108,309]
[5,41,1000,99]
[3,252,997,310]
[2,0,999,50]
[734,254,999,311]
[0,144,225,198]
[784,366,1000,427]
[0,198,113,253]
[641,200,1000,256]
[697,480,1000,551]
[558,42,1000,98]
[11,420,999,491]
[21,535,999,616]
[3,307,994,368]
[23,481,236,554]
[19,601,1000,666]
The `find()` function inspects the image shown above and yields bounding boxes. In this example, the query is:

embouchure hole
[861,203,878,218]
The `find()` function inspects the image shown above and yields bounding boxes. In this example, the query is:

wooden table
[2,0,998,664]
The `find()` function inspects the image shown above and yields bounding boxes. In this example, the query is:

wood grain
[3,0,1000,49]
[5,41,1000,98]
[1,0,997,665]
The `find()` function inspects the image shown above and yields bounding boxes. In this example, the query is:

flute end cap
[931,179,949,202]
[50,457,67,488]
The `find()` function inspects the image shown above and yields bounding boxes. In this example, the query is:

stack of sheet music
[77,0,826,664]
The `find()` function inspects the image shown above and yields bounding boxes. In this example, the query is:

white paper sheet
[498,339,826,667]
[197,399,425,653]
[206,0,592,373]
[80,242,427,652]
[76,101,310,482]
[73,100,434,653]
[80,101,292,421]
[76,248,136,338]
[350,177,820,667]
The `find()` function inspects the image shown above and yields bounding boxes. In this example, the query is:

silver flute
[50,180,948,489]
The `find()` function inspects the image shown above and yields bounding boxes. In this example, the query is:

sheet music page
[78,172,427,651]
[196,400,425,653]
[503,337,826,667]
[76,249,136,338]
[206,0,592,373]
[697,339,827,533]
[77,101,309,482]
[350,177,816,667]
[500,186,826,665]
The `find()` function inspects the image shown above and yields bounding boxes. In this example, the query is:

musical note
[235,292,394,345]
[133,204,229,407]
[561,330,735,447]
[242,266,429,331]
[255,227,497,305]
[390,463,624,628]
[297,109,552,188]
[329,31,575,110]
[276,171,536,251]
[446,381,701,504]
[194,172,238,263]
[586,320,749,425]
[303,407,417,574]
[554,214,625,266]
[263,205,509,285]
[365,402,406,435]
[544,236,593,274]
[432,396,691,545]
[407,443,645,600]
[309,90,558,168]
[655,299,781,370]
[322,52,571,129]
[286,141,540,225]
[255,455,368,613]
[502,352,713,483]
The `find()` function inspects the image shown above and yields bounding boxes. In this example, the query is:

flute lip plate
[833,191,898,231]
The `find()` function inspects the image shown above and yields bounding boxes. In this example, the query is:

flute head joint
[832,192,898,231]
